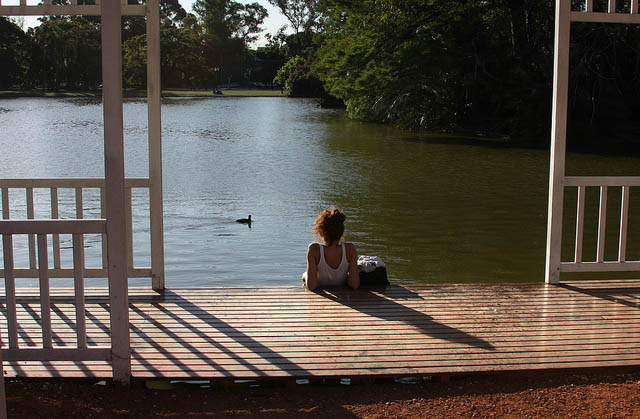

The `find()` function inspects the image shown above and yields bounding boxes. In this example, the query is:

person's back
[302,208,360,290]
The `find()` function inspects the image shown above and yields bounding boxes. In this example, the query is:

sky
[21,0,291,47]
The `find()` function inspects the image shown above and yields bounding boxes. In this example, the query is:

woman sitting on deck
[302,207,360,290]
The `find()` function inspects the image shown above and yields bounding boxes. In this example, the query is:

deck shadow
[556,283,640,309]
[315,285,495,351]
[132,291,312,377]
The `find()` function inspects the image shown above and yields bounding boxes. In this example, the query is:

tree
[0,17,29,88]
[28,17,101,88]
[314,0,555,136]
[267,0,320,34]
[193,0,268,85]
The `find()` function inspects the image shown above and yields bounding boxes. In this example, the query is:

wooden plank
[147,0,165,291]
[575,186,586,262]
[0,219,106,235]
[546,0,572,283]
[571,10,640,22]
[1,235,18,349]
[2,347,111,361]
[0,178,149,188]
[10,310,640,330]
[608,0,616,13]
[10,331,640,350]
[75,187,85,273]
[1,188,8,219]
[564,176,640,186]
[26,188,35,270]
[618,186,629,262]
[586,0,594,12]
[10,305,640,327]
[0,4,146,16]
[0,329,6,419]
[75,188,84,220]
[127,340,640,355]
[101,0,131,385]
[100,188,107,269]
[125,187,133,270]
[50,187,60,270]
[73,234,87,349]
[6,286,639,303]
[561,261,640,272]
[37,234,52,349]
[597,185,608,262]
[2,283,639,382]
[4,357,640,379]
[0,267,151,278]
[633,0,639,14]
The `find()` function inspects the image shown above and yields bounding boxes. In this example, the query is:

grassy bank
[0,88,287,98]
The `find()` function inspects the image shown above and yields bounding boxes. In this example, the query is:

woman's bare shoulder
[307,242,320,255]
[344,242,357,258]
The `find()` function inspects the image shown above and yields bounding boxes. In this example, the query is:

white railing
[546,0,640,283]
[0,219,112,361]
[0,178,154,280]
[572,0,640,22]
[560,176,640,273]
[0,0,146,16]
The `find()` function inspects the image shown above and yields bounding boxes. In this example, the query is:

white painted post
[618,186,630,262]
[545,0,572,284]
[574,186,586,262]
[1,234,17,349]
[100,188,108,269]
[26,188,36,270]
[0,332,6,419]
[101,0,131,386]
[596,186,608,262]
[51,188,60,269]
[72,233,87,349]
[146,0,165,291]
[37,234,52,349]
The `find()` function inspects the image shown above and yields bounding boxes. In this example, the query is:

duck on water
[236,215,252,225]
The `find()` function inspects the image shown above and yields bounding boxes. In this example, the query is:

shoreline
[0,88,287,98]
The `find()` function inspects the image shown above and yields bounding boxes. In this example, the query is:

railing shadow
[128,291,311,377]
[556,283,640,309]
[314,285,495,351]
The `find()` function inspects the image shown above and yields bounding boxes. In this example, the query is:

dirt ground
[6,369,640,418]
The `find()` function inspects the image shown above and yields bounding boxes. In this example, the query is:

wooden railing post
[0,325,6,419]
[546,0,571,284]
[101,0,131,386]
[147,0,165,291]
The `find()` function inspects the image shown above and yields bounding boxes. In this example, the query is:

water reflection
[0,97,638,287]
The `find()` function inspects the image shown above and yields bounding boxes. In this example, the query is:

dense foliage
[313,0,640,143]
[2,0,640,143]
[314,0,554,138]
[0,0,279,90]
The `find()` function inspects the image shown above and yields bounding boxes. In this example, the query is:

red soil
[6,370,640,418]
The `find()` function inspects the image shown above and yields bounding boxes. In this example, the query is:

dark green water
[0,97,638,286]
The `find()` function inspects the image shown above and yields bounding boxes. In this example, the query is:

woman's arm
[304,243,320,290]
[346,243,360,290]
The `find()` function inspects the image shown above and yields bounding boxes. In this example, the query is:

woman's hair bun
[313,207,346,244]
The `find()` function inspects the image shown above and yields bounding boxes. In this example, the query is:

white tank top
[317,243,349,286]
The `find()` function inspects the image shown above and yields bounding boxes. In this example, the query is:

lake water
[0,97,639,287]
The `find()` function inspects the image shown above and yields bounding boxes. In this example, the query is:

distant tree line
[0,0,286,90]
[2,0,640,144]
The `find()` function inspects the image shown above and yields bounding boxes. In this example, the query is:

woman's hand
[345,243,360,290]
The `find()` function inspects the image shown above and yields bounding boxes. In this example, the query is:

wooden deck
[1,280,639,380]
